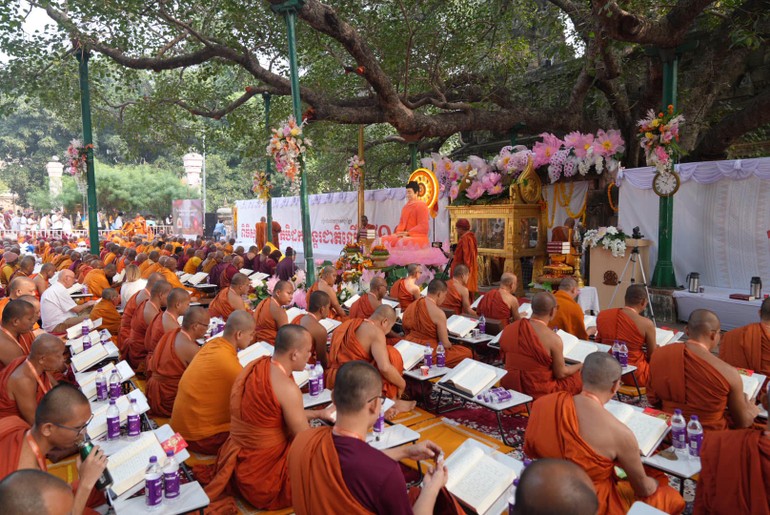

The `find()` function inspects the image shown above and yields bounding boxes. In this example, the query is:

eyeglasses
[53,413,94,434]
[366,394,386,405]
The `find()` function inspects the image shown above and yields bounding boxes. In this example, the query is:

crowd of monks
[0,229,767,515]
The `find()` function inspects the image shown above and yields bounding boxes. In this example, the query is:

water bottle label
[145,477,163,506]
[127,414,141,436]
[96,382,108,401]
[619,353,628,367]
[374,415,384,433]
[107,416,121,439]
[164,470,180,499]
[424,352,432,368]
[83,339,91,350]
[436,352,446,368]
[671,428,686,449]
[688,433,703,457]
[109,382,121,399]
[317,374,324,391]
[309,377,320,397]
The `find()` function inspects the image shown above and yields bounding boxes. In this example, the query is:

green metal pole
[409,143,418,170]
[651,54,678,288]
[271,0,314,284]
[263,93,273,242]
[75,46,99,254]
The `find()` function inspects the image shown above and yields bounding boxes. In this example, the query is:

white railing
[0,225,179,241]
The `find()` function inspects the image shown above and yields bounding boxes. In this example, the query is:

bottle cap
[109,399,116,405]
[97,368,103,372]
[674,408,682,414]
[166,450,174,457]
[130,398,137,403]
[691,415,699,420]
[149,456,157,463]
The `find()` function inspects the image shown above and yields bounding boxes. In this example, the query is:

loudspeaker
[204,213,217,237]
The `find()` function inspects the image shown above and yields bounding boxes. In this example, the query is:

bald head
[145,272,164,290]
[453,264,469,278]
[182,306,209,330]
[8,277,36,298]
[2,299,34,325]
[0,470,74,515]
[558,277,578,292]
[320,265,336,279]
[500,273,517,289]
[100,288,119,301]
[581,351,622,391]
[427,278,447,295]
[308,290,331,313]
[370,276,387,291]
[687,309,720,340]
[230,273,250,287]
[29,334,65,360]
[513,459,598,515]
[148,250,160,261]
[167,288,190,308]
[624,284,647,307]
[407,263,421,277]
[531,292,556,317]
[151,280,172,300]
[371,304,397,323]
[333,361,382,416]
[35,383,89,427]
[224,310,256,337]
[274,324,311,355]
[104,263,117,276]
[274,280,293,294]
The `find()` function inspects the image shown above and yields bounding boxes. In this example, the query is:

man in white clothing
[40,269,96,333]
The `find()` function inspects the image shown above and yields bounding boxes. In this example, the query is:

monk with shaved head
[291,290,331,367]
[33,263,56,297]
[349,277,403,344]
[307,265,347,320]
[549,276,594,340]
[476,272,521,327]
[390,263,422,310]
[126,280,172,371]
[252,280,294,345]
[512,459,598,515]
[0,276,37,320]
[0,469,74,515]
[118,271,163,354]
[82,263,116,298]
[144,287,190,365]
[0,300,37,367]
[88,288,121,336]
[500,291,582,399]
[525,352,685,514]
[648,309,760,431]
[440,264,476,316]
[209,272,251,320]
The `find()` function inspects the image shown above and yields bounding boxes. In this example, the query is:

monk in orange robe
[549,277,592,341]
[551,217,574,242]
[140,251,161,279]
[171,311,254,454]
[401,279,472,368]
[146,308,207,417]
[389,263,422,310]
[144,288,189,366]
[88,288,121,336]
[117,274,157,355]
[524,352,685,515]
[255,217,267,250]
[291,291,332,367]
[349,277,403,345]
[252,280,294,345]
[648,309,760,431]
[155,257,194,293]
[596,284,657,387]
[719,297,770,378]
[381,181,430,248]
[476,273,520,328]
[308,266,347,320]
[440,265,475,316]
[126,281,171,371]
[33,264,55,298]
[0,277,37,321]
[500,292,582,399]
[451,218,478,292]
[209,273,251,320]
[204,326,334,510]
[183,251,204,274]
[0,300,37,369]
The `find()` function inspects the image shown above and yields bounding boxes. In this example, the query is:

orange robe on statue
[252,298,279,345]
[204,356,292,510]
[648,344,731,431]
[0,416,32,479]
[208,287,236,321]
[549,290,589,340]
[146,328,187,417]
[381,200,430,247]
[0,357,52,420]
[524,392,685,515]
[476,289,515,328]
[89,300,121,336]
[500,319,582,399]
[390,279,417,311]
[440,280,463,315]
[719,323,770,377]
[402,298,471,368]
[596,308,650,386]
[326,319,405,399]
[451,231,478,292]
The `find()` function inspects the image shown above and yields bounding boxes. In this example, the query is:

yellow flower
[651,119,660,128]
[290,128,300,136]
[645,132,654,140]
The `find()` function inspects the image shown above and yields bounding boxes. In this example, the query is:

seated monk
[183,250,204,275]
[156,256,193,292]
[208,273,251,320]
[9,256,34,283]
[126,280,172,372]
[146,307,207,417]
[144,288,190,366]
[140,251,161,279]
[288,361,459,515]
[549,277,594,341]
[390,263,422,310]
[500,292,582,400]
[307,266,347,320]
[0,300,37,369]
[524,352,686,514]
[88,288,121,336]
[719,296,770,378]
[291,290,331,367]
[117,272,162,355]
[0,470,75,515]
[512,459,599,515]
[401,279,472,368]
[219,255,243,289]
[204,325,334,510]
[348,277,403,345]
[16,295,42,342]
[648,309,760,431]
[440,264,476,316]
[381,181,430,248]
[171,311,255,455]
[82,263,118,299]
[0,335,65,424]
[596,284,657,387]
[33,263,55,298]
[0,385,108,515]
[0,276,38,320]
[476,273,521,328]
[694,389,770,514]
[252,280,294,345]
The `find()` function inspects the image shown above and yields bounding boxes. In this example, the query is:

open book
[444,439,518,515]
[66,283,86,295]
[319,318,342,334]
[605,400,669,456]
[293,369,310,388]
[285,307,307,321]
[239,268,253,276]
[238,341,274,367]
[87,389,150,439]
[518,303,533,319]
[249,271,269,281]
[655,327,683,347]
[471,295,484,310]
[381,298,399,309]
[557,330,599,363]
[394,340,428,371]
[178,272,191,283]
[739,371,763,400]
[446,315,478,338]
[67,319,99,340]
[68,329,110,355]
[71,343,110,372]
[185,272,209,286]
[343,293,360,309]
[106,432,167,497]
[76,361,135,400]
[438,359,505,397]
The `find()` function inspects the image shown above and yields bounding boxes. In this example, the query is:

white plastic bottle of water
[618,342,629,367]
[162,450,180,502]
[100,329,110,345]
[436,342,446,368]
[687,415,704,458]
[126,398,141,439]
[507,484,516,514]
[106,399,121,440]
[95,368,108,401]
[145,456,163,510]
[314,362,324,391]
[308,364,320,397]
[670,409,687,456]
[81,325,91,351]
[108,369,121,400]
[611,340,620,361]
[478,315,486,334]
[423,344,433,368]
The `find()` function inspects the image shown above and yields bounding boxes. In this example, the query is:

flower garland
[347,155,364,186]
[252,170,272,202]
[534,130,625,183]
[66,139,94,177]
[637,105,684,172]
[607,182,618,212]
[266,116,311,195]
[583,226,628,257]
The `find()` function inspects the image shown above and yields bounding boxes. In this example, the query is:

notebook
[185,272,209,285]
[557,330,599,363]
[237,341,274,367]
[87,389,150,439]
[605,400,669,456]
[76,361,135,400]
[655,327,683,347]
[343,294,361,309]
[438,359,506,397]
[106,432,167,497]
[446,315,478,338]
[319,318,342,334]
[71,343,110,372]
[394,340,428,371]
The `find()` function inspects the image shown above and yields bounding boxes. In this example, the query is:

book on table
[444,438,518,515]
[381,298,399,309]
[394,340,428,371]
[655,327,683,347]
[238,341,274,367]
[67,319,99,340]
[319,318,342,334]
[76,361,135,399]
[66,283,85,295]
[446,315,478,338]
[249,271,269,281]
[471,295,484,310]
[605,400,669,457]
[106,432,167,497]
[438,358,506,397]
[178,272,191,283]
[557,330,599,363]
[71,343,110,372]
[343,294,360,309]
[67,328,107,354]
[186,272,209,286]
[285,307,307,321]
[87,389,150,440]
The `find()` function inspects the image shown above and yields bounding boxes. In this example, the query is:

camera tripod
[608,244,656,325]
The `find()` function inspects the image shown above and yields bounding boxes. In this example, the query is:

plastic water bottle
[82,285,89,295]
[163,450,180,502]
[127,398,141,439]
[478,315,486,334]
[314,363,325,391]
[100,330,110,344]
[106,399,120,440]
[145,456,163,510]
[423,345,433,368]
[687,415,704,458]
[373,404,385,439]
[670,409,687,456]
[507,484,516,514]
[308,364,320,397]
[109,369,121,400]
[95,368,108,401]
[81,326,91,351]
[436,342,446,368]
[618,342,628,367]
[611,340,620,361]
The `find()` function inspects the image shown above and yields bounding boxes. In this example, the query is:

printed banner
[172,199,203,237]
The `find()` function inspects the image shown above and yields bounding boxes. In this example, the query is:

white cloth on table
[672,285,763,330]
[40,281,78,332]
[577,286,600,314]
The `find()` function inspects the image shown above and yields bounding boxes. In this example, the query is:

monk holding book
[441,265,476,316]
[307,266,347,321]
[291,290,331,367]
[390,263,422,310]
[349,277,403,345]
[208,273,251,320]
[252,280,294,345]
[500,292,582,400]
[475,273,521,328]
[719,296,770,378]
[596,284,657,387]
[524,352,685,515]
[549,277,592,341]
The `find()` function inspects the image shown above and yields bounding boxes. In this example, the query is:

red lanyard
[333,427,365,442]
[1,327,24,353]
[25,360,49,395]
[25,431,47,471]
[581,391,604,407]
[271,359,289,377]
[687,340,711,354]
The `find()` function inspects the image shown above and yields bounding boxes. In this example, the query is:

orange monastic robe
[440,280,463,315]
[0,357,52,420]
[125,299,153,371]
[56,258,72,271]
[146,328,187,417]
[648,344,731,431]
[255,222,267,250]
[157,268,193,293]
[204,356,292,510]
[694,429,770,514]
[476,289,514,328]
[140,262,160,279]
[402,298,471,368]
[719,323,770,377]
[0,298,9,321]
[390,279,416,311]
[103,252,117,265]
[183,257,201,275]
[500,318,582,399]
[118,290,143,355]
[89,300,121,336]
[0,416,32,479]
[326,319,405,399]
[76,265,93,285]
[252,298,280,345]
[143,312,167,367]
[451,231,478,292]
[596,308,650,386]
[349,294,375,319]
[208,287,236,321]
[549,290,589,341]
[307,282,345,321]
[524,392,685,515]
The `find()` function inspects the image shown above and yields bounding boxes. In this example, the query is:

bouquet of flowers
[66,139,94,177]
[337,281,359,305]
[533,130,625,183]
[267,116,311,195]
[252,170,272,202]
[582,226,628,257]
[637,105,684,172]
[347,155,364,186]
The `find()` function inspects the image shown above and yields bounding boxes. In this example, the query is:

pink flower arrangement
[532,133,564,168]
[291,288,307,309]
[637,106,684,172]
[66,139,94,177]
[267,116,311,194]
[347,155,364,185]
[465,181,486,200]
[266,276,280,295]
[538,130,625,183]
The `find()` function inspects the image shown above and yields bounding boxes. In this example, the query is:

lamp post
[74,42,99,254]
[269,0,315,284]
